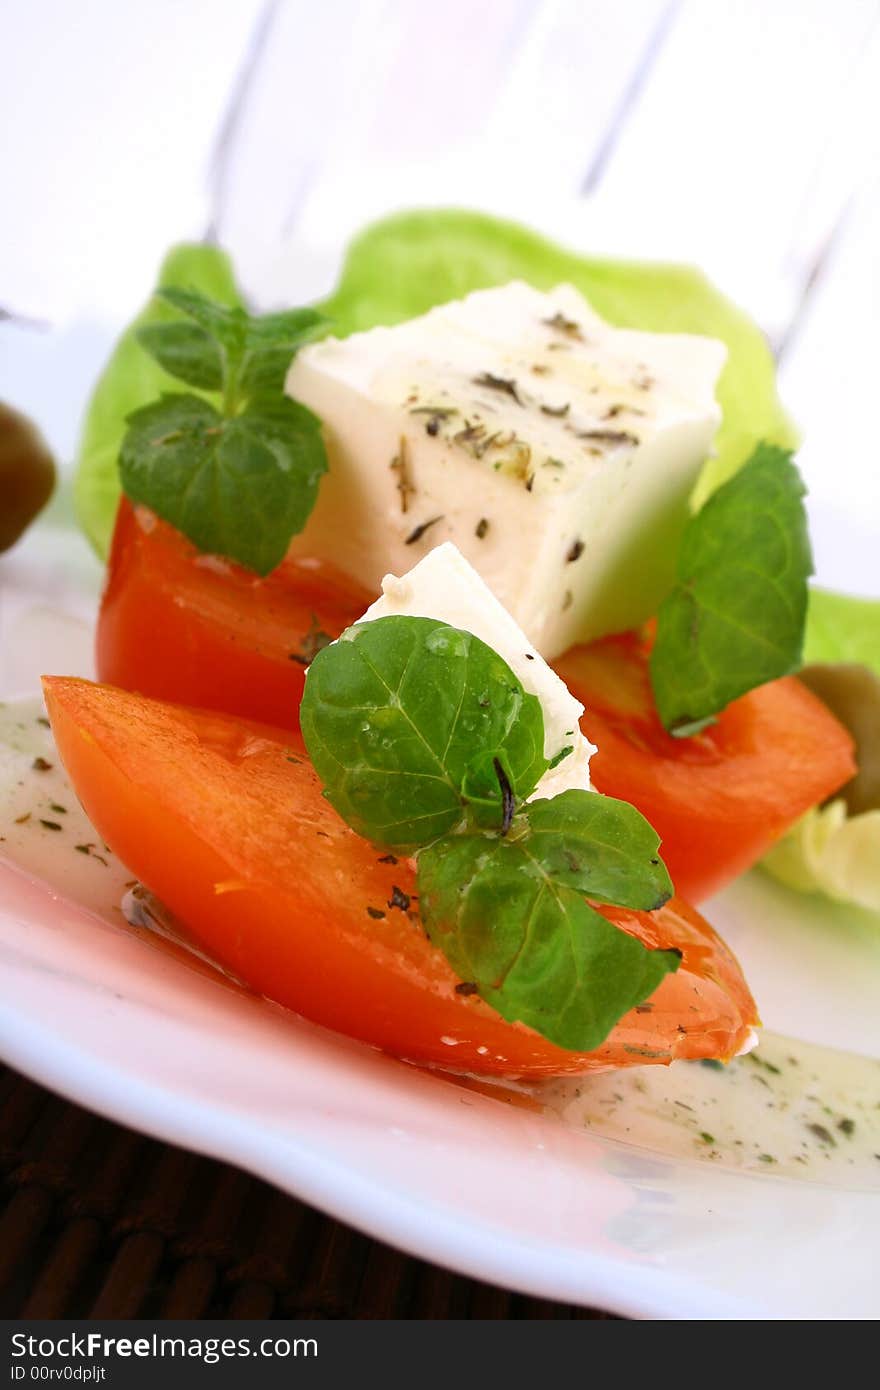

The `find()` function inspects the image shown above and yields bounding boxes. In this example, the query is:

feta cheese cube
[286,281,726,658]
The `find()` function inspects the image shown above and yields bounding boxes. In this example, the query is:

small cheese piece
[287,280,726,659]
[357,542,596,802]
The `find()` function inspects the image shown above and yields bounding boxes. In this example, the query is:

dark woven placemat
[0,1065,615,1319]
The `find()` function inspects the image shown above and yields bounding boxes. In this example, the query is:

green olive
[0,400,56,552]
[799,663,880,816]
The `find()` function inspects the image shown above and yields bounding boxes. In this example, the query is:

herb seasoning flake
[390,435,415,513]
[405,515,444,546]
[542,312,584,341]
[388,885,412,912]
[289,614,332,666]
[472,372,523,405]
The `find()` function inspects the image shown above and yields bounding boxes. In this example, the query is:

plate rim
[2,801,878,1322]
[0,978,763,1323]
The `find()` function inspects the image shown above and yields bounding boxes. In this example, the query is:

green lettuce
[764,587,880,914]
[75,210,797,557]
[804,588,880,677]
[762,801,880,915]
[74,244,244,556]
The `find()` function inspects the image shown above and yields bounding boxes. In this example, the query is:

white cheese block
[355,542,596,802]
[286,280,726,659]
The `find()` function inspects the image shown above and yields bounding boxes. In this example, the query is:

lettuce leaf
[762,586,880,914]
[321,208,798,506]
[804,588,880,678]
[74,244,244,556]
[762,800,880,915]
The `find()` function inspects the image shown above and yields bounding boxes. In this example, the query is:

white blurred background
[1,0,879,593]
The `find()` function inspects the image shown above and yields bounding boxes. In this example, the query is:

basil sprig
[419,821,675,1053]
[119,287,331,575]
[301,615,550,851]
[301,616,679,1051]
[650,444,812,735]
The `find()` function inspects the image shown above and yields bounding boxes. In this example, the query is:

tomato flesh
[555,631,856,903]
[97,502,857,905]
[97,498,367,727]
[44,677,758,1077]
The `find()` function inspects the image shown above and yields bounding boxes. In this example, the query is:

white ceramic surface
[1,852,878,1321]
[0,534,878,1320]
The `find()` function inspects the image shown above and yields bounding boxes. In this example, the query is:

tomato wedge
[555,631,856,904]
[44,677,758,1077]
[97,498,367,727]
[96,502,856,906]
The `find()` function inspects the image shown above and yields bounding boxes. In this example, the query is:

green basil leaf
[154,293,330,397]
[523,790,672,910]
[155,286,249,358]
[650,443,813,734]
[299,615,549,851]
[417,832,680,1051]
[301,611,679,1050]
[136,321,224,391]
[119,392,327,576]
[239,308,331,394]
[74,243,244,557]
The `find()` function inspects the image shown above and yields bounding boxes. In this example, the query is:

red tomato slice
[98,505,856,906]
[44,677,758,1077]
[555,631,856,904]
[96,502,854,905]
[97,498,367,727]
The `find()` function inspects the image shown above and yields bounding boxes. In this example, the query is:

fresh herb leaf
[650,444,812,734]
[238,308,330,393]
[301,613,678,1050]
[155,290,329,399]
[136,321,224,391]
[73,248,331,561]
[417,830,679,1051]
[113,278,332,572]
[300,615,549,851]
[523,791,672,910]
[119,393,327,576]
[74,243,244,556]
[154,286,249,352]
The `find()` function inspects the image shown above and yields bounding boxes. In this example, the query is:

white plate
[1,524,878,1320]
